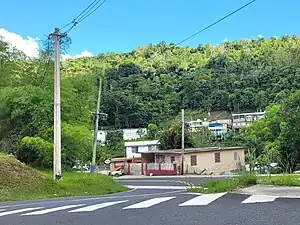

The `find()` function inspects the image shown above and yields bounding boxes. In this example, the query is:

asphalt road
[1,178,300,225]
[114,175,227,187]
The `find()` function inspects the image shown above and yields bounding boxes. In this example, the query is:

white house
[125,140,160,158]
[97,128,148,145]
[186,119,209,132]
[232,112,265,129]
[123,128,147,141]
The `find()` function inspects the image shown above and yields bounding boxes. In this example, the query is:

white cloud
[0,28,94,60]
[62,50,94,61]
[0,28,39,57]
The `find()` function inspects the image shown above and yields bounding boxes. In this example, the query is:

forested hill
[62,35,300,128]
[1,35,300,167]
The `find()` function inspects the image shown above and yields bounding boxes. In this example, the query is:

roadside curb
[232,184,300,199]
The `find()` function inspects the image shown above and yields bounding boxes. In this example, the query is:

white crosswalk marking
[22,204,85,216]
[125,185,187,190]
[70,200,128,212]
[242,195,277,204]
[0,209,6,212]
[123,197,176,209]
[179,192,227,206]
[0,207,43,217]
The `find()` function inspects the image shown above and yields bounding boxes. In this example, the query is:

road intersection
[0,176,300,225]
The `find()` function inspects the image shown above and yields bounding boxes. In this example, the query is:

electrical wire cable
[59,0,108,34]
[176,0,257,45]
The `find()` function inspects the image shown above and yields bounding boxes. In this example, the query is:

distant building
[208,122,228,139]
[232,112,265,130]
[97,130,107,146]
[186,119,209,132]
[125,140,160,158]
[97,128,148,146]
[123,128,147,141]
[186,118,230,139]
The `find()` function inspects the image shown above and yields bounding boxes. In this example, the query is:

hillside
[1,35,300,168]
[0,154,127,201]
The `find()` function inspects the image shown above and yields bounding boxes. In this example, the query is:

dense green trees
[242,91,300,173]
[1,35,300,170]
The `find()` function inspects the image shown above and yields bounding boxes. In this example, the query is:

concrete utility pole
[53,28,62,180]
[181,108,185,175]
[91,78,102,173]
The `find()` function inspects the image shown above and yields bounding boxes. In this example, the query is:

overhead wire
[176,0,257,45]
[77,0,108,24]
[60,0,108,35]
[41,34,52,83]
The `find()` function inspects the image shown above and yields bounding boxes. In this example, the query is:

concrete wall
[183,149,245,174]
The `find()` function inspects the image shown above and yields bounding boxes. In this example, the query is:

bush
[237,173,257,186]
[18,136,53,168]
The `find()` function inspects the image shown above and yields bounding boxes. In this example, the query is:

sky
[0,0,300,58]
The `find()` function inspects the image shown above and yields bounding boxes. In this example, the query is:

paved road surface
[1,177,300,225]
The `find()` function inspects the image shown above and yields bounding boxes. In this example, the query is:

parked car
[108,167,124,176]
[72,164,90,171]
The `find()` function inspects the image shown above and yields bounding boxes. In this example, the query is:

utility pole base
[55,174,62,180]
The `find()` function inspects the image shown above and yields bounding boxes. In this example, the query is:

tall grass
[189,173,257,194]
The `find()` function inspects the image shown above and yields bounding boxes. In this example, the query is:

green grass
[189,173,257,194]
[0,155,128,201]
[189,173,300,194]
[258,175,300,186]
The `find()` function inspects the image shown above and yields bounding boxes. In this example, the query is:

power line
[74,0,99,22]
[77,0,108,24]
[176,0,257,45]
[40,34,52,83]
[60,0,108,35]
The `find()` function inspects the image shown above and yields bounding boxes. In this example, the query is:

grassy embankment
[189,173,300,194]
[0,154,128,202]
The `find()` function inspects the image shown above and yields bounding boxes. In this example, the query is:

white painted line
[180,192,202,196]
[179,192,227,206]
[242,195,277,204]
[123,197,176,209]
[0,209,6,212]
[22,204,84,216]
[0,207,43,217]
[70,200,128,212]
[0,189,184,209]
[125,185,187,190]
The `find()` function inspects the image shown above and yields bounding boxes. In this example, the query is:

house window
[234,152,238,160]
[157,155,165,163]
[132,146,138,153]
[191,155,197,166]
[215,152,221,163]
[148,145,155,151]
[171,156,175,163]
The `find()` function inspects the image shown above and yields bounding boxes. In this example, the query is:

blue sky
[1,0,299,56]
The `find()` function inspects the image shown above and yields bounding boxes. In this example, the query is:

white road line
[70,201,128,212]
[179,192,227,206]
[123,197,176,209]
[242,195,277,204]
[125,185,187,190]
[0,209,6,212]
[0,207,43,217]
[22,204,85,216]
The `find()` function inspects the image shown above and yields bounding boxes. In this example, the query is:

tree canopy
[1,35,300,170]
